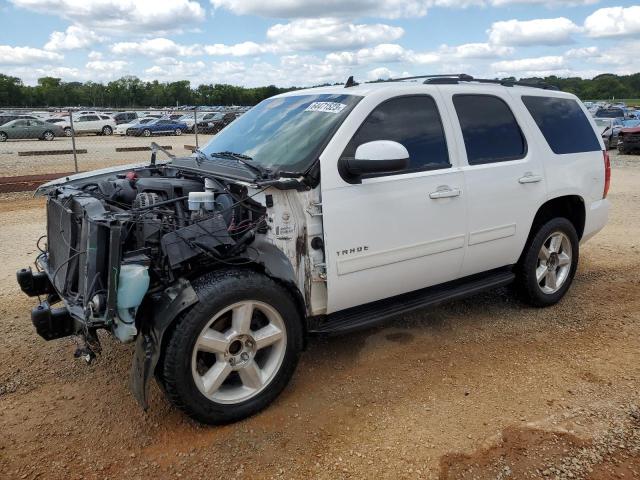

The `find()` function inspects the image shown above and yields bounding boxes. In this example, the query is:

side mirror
[339,140,410,182]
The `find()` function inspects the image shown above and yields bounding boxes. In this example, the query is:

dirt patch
[0,151,639,479]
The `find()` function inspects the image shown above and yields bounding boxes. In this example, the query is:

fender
[129,237,305,409]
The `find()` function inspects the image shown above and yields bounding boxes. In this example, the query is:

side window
[522,96,601,154]
[342,95,450,175]
[453,94,526,165]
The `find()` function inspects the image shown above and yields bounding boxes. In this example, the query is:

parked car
[617,125,640,154]
[196,112,237,133]
[126,118,187,137]
[594,118,624,149]
[67,114,116,136]
[18,77,609,425]
[177,114,196,132]
[595,107,626,119]
[112,112,141,125]
[0,118,64,141]
[115,117,157,136]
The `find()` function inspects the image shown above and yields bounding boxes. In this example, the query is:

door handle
[519,173,543,184]
[429,187,461,199]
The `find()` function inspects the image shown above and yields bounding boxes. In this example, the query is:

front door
[321,94,468,313]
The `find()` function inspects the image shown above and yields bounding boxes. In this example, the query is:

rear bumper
[581,198,610,244]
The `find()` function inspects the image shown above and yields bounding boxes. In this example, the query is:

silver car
[0,118,65,141]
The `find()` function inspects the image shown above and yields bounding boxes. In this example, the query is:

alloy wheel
[191,300,287,404]
[536,231,572,294]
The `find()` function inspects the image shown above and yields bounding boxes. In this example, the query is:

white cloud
[565,46,599,58]
[584,6,640,38]
[145,60,207,79]
[439,42,513,58]
[210,0,433,19]
[111,38,201,57]
[0,45,63,65]
[44,25,104,51]
[204,41,273,57]
[491,55,566,74]
[266,19,404,51]
[490,0,598,6]
[367,66,393,81]
[10,0,205,33]
[86,60,129,73]
[87,51,103,60]
[488,17,580,46]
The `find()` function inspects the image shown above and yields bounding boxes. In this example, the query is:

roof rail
[381,73,559,90]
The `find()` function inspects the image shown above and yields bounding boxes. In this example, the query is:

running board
[309,269,515,335]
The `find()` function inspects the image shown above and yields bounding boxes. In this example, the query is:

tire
[43,131,55,141]
[142,129,151,137]
[64,127,72,137]
[175,128,183,136]
[161,269,303,424]
[0,132,7,142]
[102,126,113,136]
[516,217,579,307]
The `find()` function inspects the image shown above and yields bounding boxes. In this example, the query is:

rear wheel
[102,126,112,136]
[516,218,579,307]
[142,129,151,137]
[63,127,72,137]
[161,270,303,424]
[175,128,183,136]
[0,132,7,142]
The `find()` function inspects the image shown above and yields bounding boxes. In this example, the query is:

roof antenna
[345,76,359,88]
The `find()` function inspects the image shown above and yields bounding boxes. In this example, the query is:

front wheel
[516,217,579,307]
[142,129,151,137]
[43,131,55,141]
[161,270,303,424]
[102,126,113,136]
[0,132,7,142]
[175,128,183,136]
[63,127,72,137]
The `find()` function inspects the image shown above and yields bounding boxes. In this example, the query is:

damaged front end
[18,159,290,407]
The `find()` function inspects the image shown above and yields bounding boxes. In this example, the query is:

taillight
[603,150,611,199]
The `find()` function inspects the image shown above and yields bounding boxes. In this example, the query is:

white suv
[66,114,116,136]
[19,75,610,425]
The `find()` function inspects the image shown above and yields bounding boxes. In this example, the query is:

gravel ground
[0,151,638,479]
[0,133,214,177]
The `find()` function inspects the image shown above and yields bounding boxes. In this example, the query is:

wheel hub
[224,334,256,368]
[547,252,559,270]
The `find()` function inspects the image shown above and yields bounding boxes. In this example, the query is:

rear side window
[343,95,450,174]
[453,94,526,165]
[522,96,601,154]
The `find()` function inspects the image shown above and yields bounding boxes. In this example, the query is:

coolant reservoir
[114,264,150,343]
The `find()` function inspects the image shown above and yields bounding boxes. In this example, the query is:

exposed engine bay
[32,164,273,344]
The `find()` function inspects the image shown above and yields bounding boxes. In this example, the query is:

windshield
[596,109,624,118]
[200,93,362,173]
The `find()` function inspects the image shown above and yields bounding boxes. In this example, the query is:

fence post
[194,106,199,149]
[68,109,79,172]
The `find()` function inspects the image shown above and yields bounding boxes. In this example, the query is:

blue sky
[1,1,639,87]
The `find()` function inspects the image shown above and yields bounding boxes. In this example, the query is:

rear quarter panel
[511,90,606,207]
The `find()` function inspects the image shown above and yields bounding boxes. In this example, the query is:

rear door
[442,89,548,276]
[321,92,467,313]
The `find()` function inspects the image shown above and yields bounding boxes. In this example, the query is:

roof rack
[381,73,559,90]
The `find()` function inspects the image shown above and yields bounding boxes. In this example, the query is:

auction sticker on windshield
[305,102,347,114]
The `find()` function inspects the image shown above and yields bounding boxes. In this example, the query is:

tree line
[1,72,640,108]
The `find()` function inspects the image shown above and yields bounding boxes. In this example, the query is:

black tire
[64,127,72,137]
[0,132,6,142]
[142,129,151,137]
[43,130,55,141]
[175,128,183,136]
[161,269,303,424]
[102,126,113,136]
[516,217,579,307]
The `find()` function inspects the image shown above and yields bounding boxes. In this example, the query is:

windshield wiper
[209,151,271,179]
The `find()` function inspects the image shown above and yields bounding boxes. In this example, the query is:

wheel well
[530,195,586,241]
